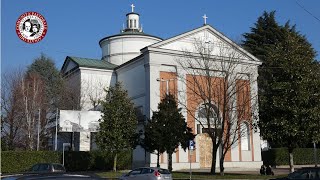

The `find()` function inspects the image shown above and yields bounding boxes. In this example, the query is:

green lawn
[96,171,286,179]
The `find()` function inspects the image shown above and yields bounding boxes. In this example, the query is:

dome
[99,5,162,65]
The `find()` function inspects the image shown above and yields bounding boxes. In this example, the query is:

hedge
[1,151,61,173]
[262,148,320,166]
[1,150,132,173]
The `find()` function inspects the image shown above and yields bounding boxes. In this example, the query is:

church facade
[61,6,263,170]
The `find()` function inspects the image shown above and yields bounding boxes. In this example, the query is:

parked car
[274,167,320,180]
[2,173,102,180]
[119,167,172,180]
[28,163,66,173]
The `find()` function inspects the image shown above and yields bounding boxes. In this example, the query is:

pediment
[150,25,261,63]
[61,57,78,74]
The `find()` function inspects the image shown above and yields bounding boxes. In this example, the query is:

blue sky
[2,0,320,73]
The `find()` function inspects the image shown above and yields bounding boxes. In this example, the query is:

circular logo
[16,12,48,43]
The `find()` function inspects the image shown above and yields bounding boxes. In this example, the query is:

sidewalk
[178,167,288,175]
[178,165,318,176]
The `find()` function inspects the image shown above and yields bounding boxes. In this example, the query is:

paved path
[178,165,319,176]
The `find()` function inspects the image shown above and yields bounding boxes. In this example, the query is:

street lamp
[62,143,71,166]
[156,78,175,95]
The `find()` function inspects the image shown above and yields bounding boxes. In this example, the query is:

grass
[96,171,287,179]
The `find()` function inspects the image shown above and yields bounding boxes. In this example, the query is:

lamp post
[63,143,71,166]
[156,78,175,95]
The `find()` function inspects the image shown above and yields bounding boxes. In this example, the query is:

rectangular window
[240,122,250,151]
[130,20,133,28]
[135,106,144,123]
[197,124,201,134]
[134,20,136,28]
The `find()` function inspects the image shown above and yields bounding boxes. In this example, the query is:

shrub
[262,148,320,166]
[1,150,132,173]
[1,151,61,173]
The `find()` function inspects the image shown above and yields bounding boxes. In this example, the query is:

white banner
[59,110,102,132]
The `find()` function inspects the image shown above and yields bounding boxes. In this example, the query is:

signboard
[59,110,102,132]
[189,140,195,150]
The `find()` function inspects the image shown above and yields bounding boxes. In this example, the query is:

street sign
[189,140,195,150]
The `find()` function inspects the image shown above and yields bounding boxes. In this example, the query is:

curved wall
[100,35,162,65]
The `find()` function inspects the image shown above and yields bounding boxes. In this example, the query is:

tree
[176,37,259,175]
[143,94,194,171]
[143,117,166,168]
[96,82,138,172]
[1,70,26,150]
[27,54,65,109]
[242,11,319,172]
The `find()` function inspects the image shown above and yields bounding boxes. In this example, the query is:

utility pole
[37,108,40,151]
[55,108,58,151]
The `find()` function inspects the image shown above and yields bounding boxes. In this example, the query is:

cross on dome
[202,14,208,25]
[131,4,135,12]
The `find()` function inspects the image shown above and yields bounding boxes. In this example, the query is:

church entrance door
[198,133,213,168]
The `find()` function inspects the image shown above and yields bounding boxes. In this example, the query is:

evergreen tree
[242,11,319,172]
[143,118,166,168]
[27,54,65,109]
[96,82,137,172]
[144,94,194,172]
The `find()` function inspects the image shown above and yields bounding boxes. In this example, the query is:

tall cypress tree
[242,11,319,172]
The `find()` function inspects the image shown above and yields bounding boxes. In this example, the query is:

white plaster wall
[250,67,262,162]
[178,146,189,163]
[241,150,252,161]
[224,161,262,168]
[100,35,161,65]
[117,59,146,99]
[79,68,115,110]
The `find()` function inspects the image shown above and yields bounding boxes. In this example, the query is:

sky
[1,0,320,74]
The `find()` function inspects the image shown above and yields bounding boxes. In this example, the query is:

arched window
[197,103,221,133]
[240,122,250,151]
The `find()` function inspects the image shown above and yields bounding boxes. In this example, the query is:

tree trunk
[219,155,225,176]
[157,150,160,167]
[113,153,117,172]
[168,152,173,172]
[288,148,294,173]
[210,145,218,174]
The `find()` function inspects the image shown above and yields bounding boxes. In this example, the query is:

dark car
[2,173,102,180]
[119,167,172,180]
[29,163,66,173]
[275,167,320,180]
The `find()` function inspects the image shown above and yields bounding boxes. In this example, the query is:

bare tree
[20,72,47,150]
[176,37,258,175]
[1,70,26,149]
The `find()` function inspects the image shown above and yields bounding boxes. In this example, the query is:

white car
[119,167,172,180]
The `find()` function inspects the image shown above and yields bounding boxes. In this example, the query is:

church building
[60,5,263,170]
